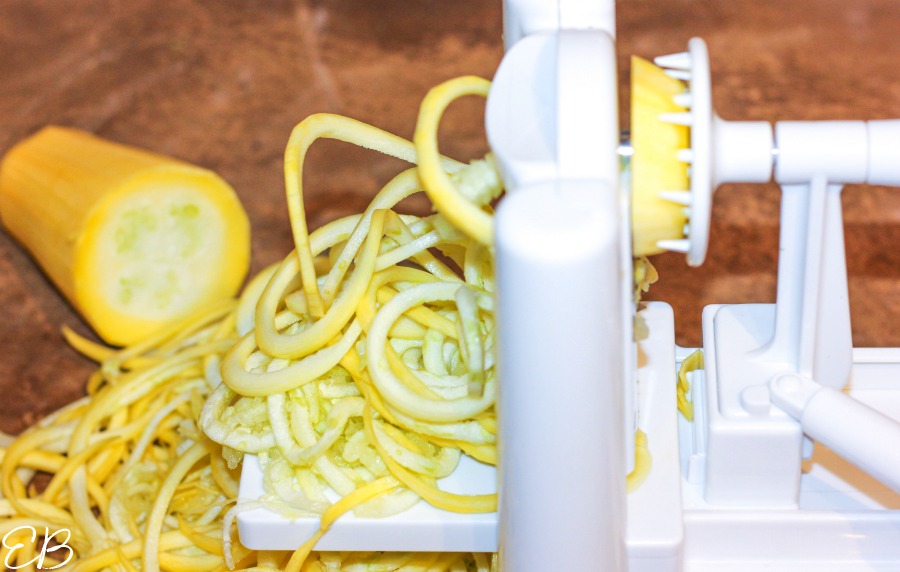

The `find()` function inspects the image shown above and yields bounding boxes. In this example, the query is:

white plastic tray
[237,453,498,552]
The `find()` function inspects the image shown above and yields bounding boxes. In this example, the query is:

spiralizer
[237,0,900,570]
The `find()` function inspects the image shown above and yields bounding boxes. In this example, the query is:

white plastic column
[489,5,628,569]
[496,181,626,572]
[502,0,616,50]
[761,121,862,388]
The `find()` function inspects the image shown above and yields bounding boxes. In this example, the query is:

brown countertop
[0,0,898,434]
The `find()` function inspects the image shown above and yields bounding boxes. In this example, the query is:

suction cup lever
[770,373,900,493]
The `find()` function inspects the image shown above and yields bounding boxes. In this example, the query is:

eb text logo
[2,526,74,570]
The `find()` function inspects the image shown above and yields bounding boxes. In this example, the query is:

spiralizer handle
[770,373,900,493]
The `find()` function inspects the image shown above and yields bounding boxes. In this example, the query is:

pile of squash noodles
[0,75,502,571]
[203,74,503,568]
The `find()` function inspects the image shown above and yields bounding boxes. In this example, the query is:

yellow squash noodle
[413,76,499,246]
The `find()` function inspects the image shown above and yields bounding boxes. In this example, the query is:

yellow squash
[0,126,251,346]
[630,56,690,256]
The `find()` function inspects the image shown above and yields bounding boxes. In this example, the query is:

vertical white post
[495,181,626,572]
[761,179,852,389]
[762,121,864,387]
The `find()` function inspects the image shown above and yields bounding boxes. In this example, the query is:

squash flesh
[630,56,690,256]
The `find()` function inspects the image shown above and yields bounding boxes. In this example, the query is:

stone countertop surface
[0,0,898,433]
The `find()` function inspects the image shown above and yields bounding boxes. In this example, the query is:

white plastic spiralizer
[237,1,900,570]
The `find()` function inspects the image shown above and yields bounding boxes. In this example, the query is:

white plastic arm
[770,373,900,493]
